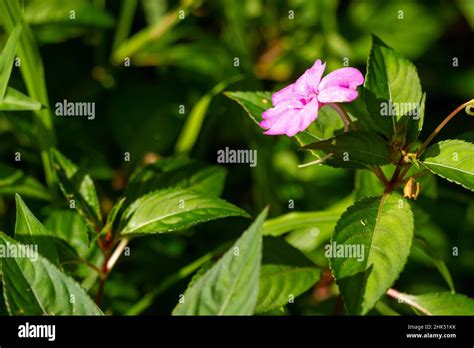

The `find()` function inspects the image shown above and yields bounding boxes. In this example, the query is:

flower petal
[261,98,319,137]
[318,67,364,91]
[292,59,326,96]
[272,84,296,105]
[260,101,298,129]
[294,98,319,135]
[317,85,359,103]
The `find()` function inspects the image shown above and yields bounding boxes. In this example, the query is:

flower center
[300,92,318,106]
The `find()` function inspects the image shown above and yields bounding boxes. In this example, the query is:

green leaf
[185,166,226,197]
[111,2,200,64]
[0,87,42,111]
[224,91,272,125]
[263,211,341,237]
[363,35,423,142]
[24,0,115,27]
[44,210,89,258]
[394,291,474,315]
[172,208,267,315]
[420,139,474,191]
[405,92,426,145]
[100,197,126,239]
[0,163,50,200]
[125,158,226,204]
[330,193,414,315]
[175,75,242,155]
[0,24,22,100]
[302,131,391,167]
[256,237,321,313]
[112,0,138,51]
[51,149,103,229]
[263,197,353,253]
[14,194,59,264]
[0,0,57,189]
[119,188,249,236]
[354,169,385,200]
[0,232,102,315]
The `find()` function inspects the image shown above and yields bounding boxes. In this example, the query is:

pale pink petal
[317,85,359,103]
[272,84,296,105]
[292,60,326,96]
[262,108,300,135]
[297,98,319,132]
[261,98,319,137]
[318,67,364,91]
[260,100,300,130]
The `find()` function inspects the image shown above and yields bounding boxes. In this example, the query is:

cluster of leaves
[1,145,324,315]
[227,35,474,315]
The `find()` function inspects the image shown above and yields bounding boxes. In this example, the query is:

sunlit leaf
[0,232,102,315]
[119,188,249,236]
[172,208,267,315]
[330,193,414,315]
[0,163,50,201]
[421,139,474,191]
[0,24,22,100]
[363,35,424,142]
[394,291,474,315]
[14,194,59,264]
[0,87,42,111]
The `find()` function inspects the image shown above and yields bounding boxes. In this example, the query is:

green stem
[111,0,200,64]
[112,0,138,52]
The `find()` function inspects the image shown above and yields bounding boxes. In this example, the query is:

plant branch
[95,256,109,306]
[386,288,432,315]
[369,165,389,185]
[328,103,357,132]
[298,153,334,168]
[107,238,129,272]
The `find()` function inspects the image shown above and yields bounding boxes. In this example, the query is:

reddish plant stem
[95,232,114,306]
[370,165,389,185]
[95,251,110,306]
[329,103,354,132]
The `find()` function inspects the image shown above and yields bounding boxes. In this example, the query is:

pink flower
[260,60,364,136]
